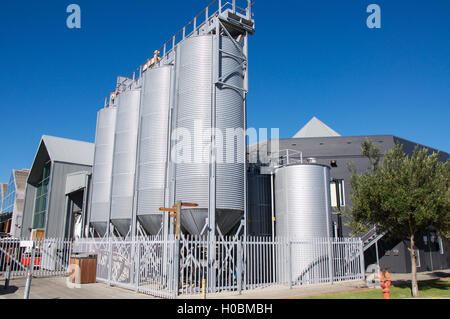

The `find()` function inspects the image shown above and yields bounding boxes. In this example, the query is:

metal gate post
[359,240,365,280]
[107,238,113,286]
[237,239,242,294]
[173,238,180,298]
[135,240,141,292]
[327,238,334,284]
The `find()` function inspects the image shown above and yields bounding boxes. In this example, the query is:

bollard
[24,270,32,299]
[23,243,36,299]
[202,278,206,299]
[4,263,11,290]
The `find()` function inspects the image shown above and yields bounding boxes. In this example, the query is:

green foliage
[301,279,450,299]
[361,137,381,172]
[348,141,450,241]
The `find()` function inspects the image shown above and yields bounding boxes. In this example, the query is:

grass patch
[301,279,450,299]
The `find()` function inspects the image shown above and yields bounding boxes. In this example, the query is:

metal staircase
[361,226,386,252]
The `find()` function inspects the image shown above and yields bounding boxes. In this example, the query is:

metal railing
[0,238,73,280]
[104,0,254,106]
[361,226,386,251]
[1,235,364,298]
[73,235,364,299]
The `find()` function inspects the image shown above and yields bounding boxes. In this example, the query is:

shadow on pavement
[391,272,450,288]
[428,271,450,279]
[0,286,19,295]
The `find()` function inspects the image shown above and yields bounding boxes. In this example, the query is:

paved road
[1,269,448,299]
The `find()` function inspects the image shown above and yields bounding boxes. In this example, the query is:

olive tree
[348,139,450,297]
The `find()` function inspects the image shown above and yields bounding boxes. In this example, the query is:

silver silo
[136,65,173,235]
[89,106,117,236]
[109,88,141,236]
[173,35,245,235]
[274,163,332,280]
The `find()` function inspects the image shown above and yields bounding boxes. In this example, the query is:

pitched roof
[293,117,341,138]
[41,135,94,166]
[28,135,94,185]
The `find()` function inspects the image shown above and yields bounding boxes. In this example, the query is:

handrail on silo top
[102,0,254,104]
[270,149,304,167]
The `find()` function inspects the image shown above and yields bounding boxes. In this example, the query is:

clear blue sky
[0,0,449,182]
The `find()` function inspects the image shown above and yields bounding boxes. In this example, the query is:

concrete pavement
[1,269,449,299]
[0,276,155,299]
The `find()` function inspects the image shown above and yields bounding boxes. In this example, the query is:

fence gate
[178,235,244,295]
[136,237,178,298]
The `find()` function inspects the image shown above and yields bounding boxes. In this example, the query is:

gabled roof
[293,117,341,138]
[28,135,94,185]
[41,135,94,166]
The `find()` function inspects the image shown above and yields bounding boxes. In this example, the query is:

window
[1,173,16,214]
[33,164,50,229]
[330,179,345,210]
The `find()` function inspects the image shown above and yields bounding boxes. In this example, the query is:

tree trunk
[409,234,419,297]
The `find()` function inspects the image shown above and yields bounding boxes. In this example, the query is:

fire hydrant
[379,270,391,299]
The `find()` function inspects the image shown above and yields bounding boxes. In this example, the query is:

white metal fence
[73,236,365,298]
[0,238,72,279]
[0,236,364,298]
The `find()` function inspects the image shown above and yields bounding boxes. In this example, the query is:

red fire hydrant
[379,270,391,299]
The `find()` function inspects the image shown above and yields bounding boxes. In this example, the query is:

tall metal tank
[136,65,173,235]
[109,88,141,236]
[274,163,332,281]
[89,106,117,236]
[174,35,245,235]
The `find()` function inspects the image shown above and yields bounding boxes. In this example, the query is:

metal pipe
[23,242,35,299]
[4,262,11,289]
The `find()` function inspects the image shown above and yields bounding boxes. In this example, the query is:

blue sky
[0,0,449,182]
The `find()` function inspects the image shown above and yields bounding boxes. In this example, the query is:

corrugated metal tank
[136,65,173,235]
[89,106,117,236]
[174,35,245,235]
[247,170,272,236]
[274,163,332,279]
[110,89,141,236]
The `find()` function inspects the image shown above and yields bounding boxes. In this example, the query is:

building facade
[21,135,94,239]
[0,169,29,237]
[248,117,449,273]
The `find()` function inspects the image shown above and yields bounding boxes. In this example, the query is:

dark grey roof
[249,134,449,162]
